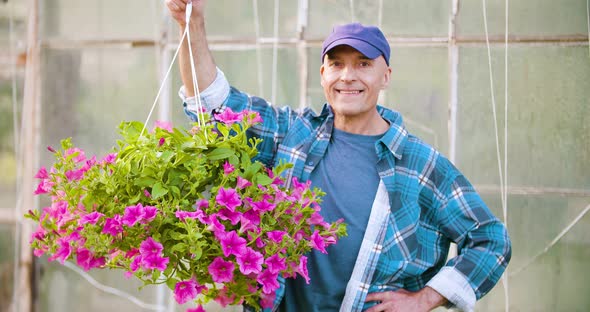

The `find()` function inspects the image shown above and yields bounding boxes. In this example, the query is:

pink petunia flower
[139,237,163,258]
[141,254,169,271]
[208,257,235,283]
[250,199,276,212]
[242,111,263,126]
[141,205,158,223]
[215,107,242,125]
[76,248,106,271]
[215,187,242,212]
[122,204,143,227]
[102,215,123,236]
[236,247,263,275]
[310,230,327,254]
[154,120,173,132]
[34,179,54,195]
[215,286,238,307]
[34,167,49,179]
[218,208,241,225]
[102,153,117,165]
[265,254,287,274]
[64,169,84,181]
[266,230,286,243]
[257,269,280,294]
[174,279,200,304]
[65,147,86,163]
[219,230,247,257]
[236,176,252,190]
[223,161,235,175]
[186,306,206,312]
[48,238,72,264]
[296,255,310,284]
[261,292,276,309]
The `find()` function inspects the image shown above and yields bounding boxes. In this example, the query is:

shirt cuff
[178,66,230,113]
[426,266,476,312]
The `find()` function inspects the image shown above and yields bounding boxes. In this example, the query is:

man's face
[320,45,391,119]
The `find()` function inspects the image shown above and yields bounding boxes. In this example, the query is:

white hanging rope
[502,1,510,310]
[349,0,356,22]
[63,262,166,311]
[482,0,507,221]
[271,0,280,105]
[141,2,207,139]
[252,0,264,97]
[184,3,207,134]
[509,203,590,277]
[141,28,188,136]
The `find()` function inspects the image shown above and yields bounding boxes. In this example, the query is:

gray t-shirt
[280,127,382,311]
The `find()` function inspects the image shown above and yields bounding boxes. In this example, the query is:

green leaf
[190,245,202,260]
[255,173,273,186]
[166,278,180,290]
[158,150,175,162]
[151,182,168,199]
[171,243,187,253]
[134,177,157,188]
[206,148,235,160]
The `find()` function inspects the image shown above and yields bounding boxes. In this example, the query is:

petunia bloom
[236,247,263,275]
[264,254,287,274]
[174,279,199,304]
[266,230,286,243]
[139,237,163,258]
[208,257,235,283]
[215,187,242,211]
[154,120,173,132]
[215,107,242,125]
[102,215,123,236]
[122,204,143,227]
[223,161,235,175]
[79,211,104,225]
[34,167,49,179]
[219,230,247,257]
[257,269,280,294]
[310,230,327,254]
[236,176,252,189]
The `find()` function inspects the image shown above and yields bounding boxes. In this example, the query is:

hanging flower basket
[26,109,346,311]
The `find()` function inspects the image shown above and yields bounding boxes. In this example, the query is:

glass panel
[40,47,159,163]
[39,262,159,311]
[307,0,450,38]
[168,0,299,41]
[0,224,15,311]
[0,75,22,210]
[475,195,590,311]
[40,0,159,40]
[456,46,590,189]
[457,0,588,37]
[307,46,450,153]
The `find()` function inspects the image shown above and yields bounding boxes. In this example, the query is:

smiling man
[166,1,511,311]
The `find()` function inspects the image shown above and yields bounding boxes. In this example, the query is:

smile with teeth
[337,89,363,94]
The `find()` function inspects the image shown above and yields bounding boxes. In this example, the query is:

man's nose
[339,65,357,81]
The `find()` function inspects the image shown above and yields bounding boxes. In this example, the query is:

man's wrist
[417,286,448,311]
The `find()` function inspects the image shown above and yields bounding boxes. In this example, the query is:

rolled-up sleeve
[179,67,230,121]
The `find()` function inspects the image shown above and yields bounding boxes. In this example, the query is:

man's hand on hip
[364,286,448,312]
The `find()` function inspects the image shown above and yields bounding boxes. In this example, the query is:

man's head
[320,23,391,130]
[321,23,390,66]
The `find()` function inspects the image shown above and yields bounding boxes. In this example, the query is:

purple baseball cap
[321,23,391,66]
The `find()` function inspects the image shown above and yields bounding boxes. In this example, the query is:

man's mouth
[336,89,363,94]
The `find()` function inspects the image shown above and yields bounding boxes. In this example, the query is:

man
[166,1,511,311]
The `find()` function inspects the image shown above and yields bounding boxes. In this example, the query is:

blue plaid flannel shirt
[181,69,511,312]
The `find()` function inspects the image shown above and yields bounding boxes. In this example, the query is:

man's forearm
[178,17,217,97]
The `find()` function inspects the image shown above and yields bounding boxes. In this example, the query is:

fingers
[166,0,187,12]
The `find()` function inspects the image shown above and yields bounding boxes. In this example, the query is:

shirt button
[307,161,314,166]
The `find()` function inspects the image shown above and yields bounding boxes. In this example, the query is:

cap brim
[323,38,382,60]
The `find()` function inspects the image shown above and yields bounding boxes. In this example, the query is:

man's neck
[333,111,389,135]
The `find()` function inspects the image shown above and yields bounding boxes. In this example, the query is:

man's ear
[381,67,392,90]
[320,64,326,87]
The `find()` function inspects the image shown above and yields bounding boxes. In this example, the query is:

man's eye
[360,61,371,67]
